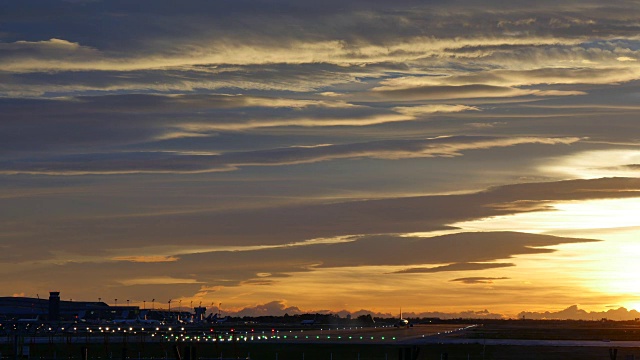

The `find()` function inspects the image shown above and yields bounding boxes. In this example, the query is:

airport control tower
[49,291,60,321]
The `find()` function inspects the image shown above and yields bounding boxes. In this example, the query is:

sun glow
[454,198,640,233]
[541,149,640,179]
[453,197,640,306]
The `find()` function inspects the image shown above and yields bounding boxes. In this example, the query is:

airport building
[0,291,139,322]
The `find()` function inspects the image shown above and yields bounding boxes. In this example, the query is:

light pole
[115,298,118,306]
[97,298,102,322]
[143,300,146,310]
[168,299,172,312]
[127,299,130,307]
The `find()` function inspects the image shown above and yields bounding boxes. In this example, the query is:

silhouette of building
[0,292,133,322]
[49,291,60,321]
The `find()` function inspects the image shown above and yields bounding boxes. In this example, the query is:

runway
[269,324,640,348]
[267,324,475,344]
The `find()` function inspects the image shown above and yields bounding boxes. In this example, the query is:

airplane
[205,313,230,324]
[17,315,41,323]
[393,308,409,328]
[137,317,162,325]
[112,316,161,325]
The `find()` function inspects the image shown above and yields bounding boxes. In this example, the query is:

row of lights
[26,326,403,342]
[161,334,399,342]
[4,323,441,344]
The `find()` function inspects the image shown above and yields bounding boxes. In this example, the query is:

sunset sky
[3,0,640,319]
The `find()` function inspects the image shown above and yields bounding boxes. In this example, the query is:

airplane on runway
[205,313,230,324]
[393,308,410,328]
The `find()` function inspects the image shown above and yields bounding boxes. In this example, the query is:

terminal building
[0,292,139,322]
[0,292,206,324]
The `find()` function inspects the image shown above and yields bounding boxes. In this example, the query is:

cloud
[5,231,595,299]
[450,277,510,284]
[112,255,179,263]
[1,177,634,266]
[540,149,640,179]
[377,68,640,90]
[240,279,277,286]
[3,0,640,316]
[0,136,580,175]
[518,305,640,320]
[0,35,587,73]
[1,177,639,310]
[219,303,508,319]
[118,277,202,286]
[372,84,536,101]
[233,300,303,317]
[392,262,515,274]
[392,104,480,117]
[182,113,414,131]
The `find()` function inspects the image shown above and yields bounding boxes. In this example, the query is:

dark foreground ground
[3,320,640,359]
[1,340,636,360]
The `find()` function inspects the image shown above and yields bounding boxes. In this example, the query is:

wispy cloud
[112,255,180,263]
[0,136,580,175]
[118,277,202,286]
[450,277,510,284]
[392,262,515,274]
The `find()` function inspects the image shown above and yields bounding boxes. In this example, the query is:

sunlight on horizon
[452,197,640,311]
